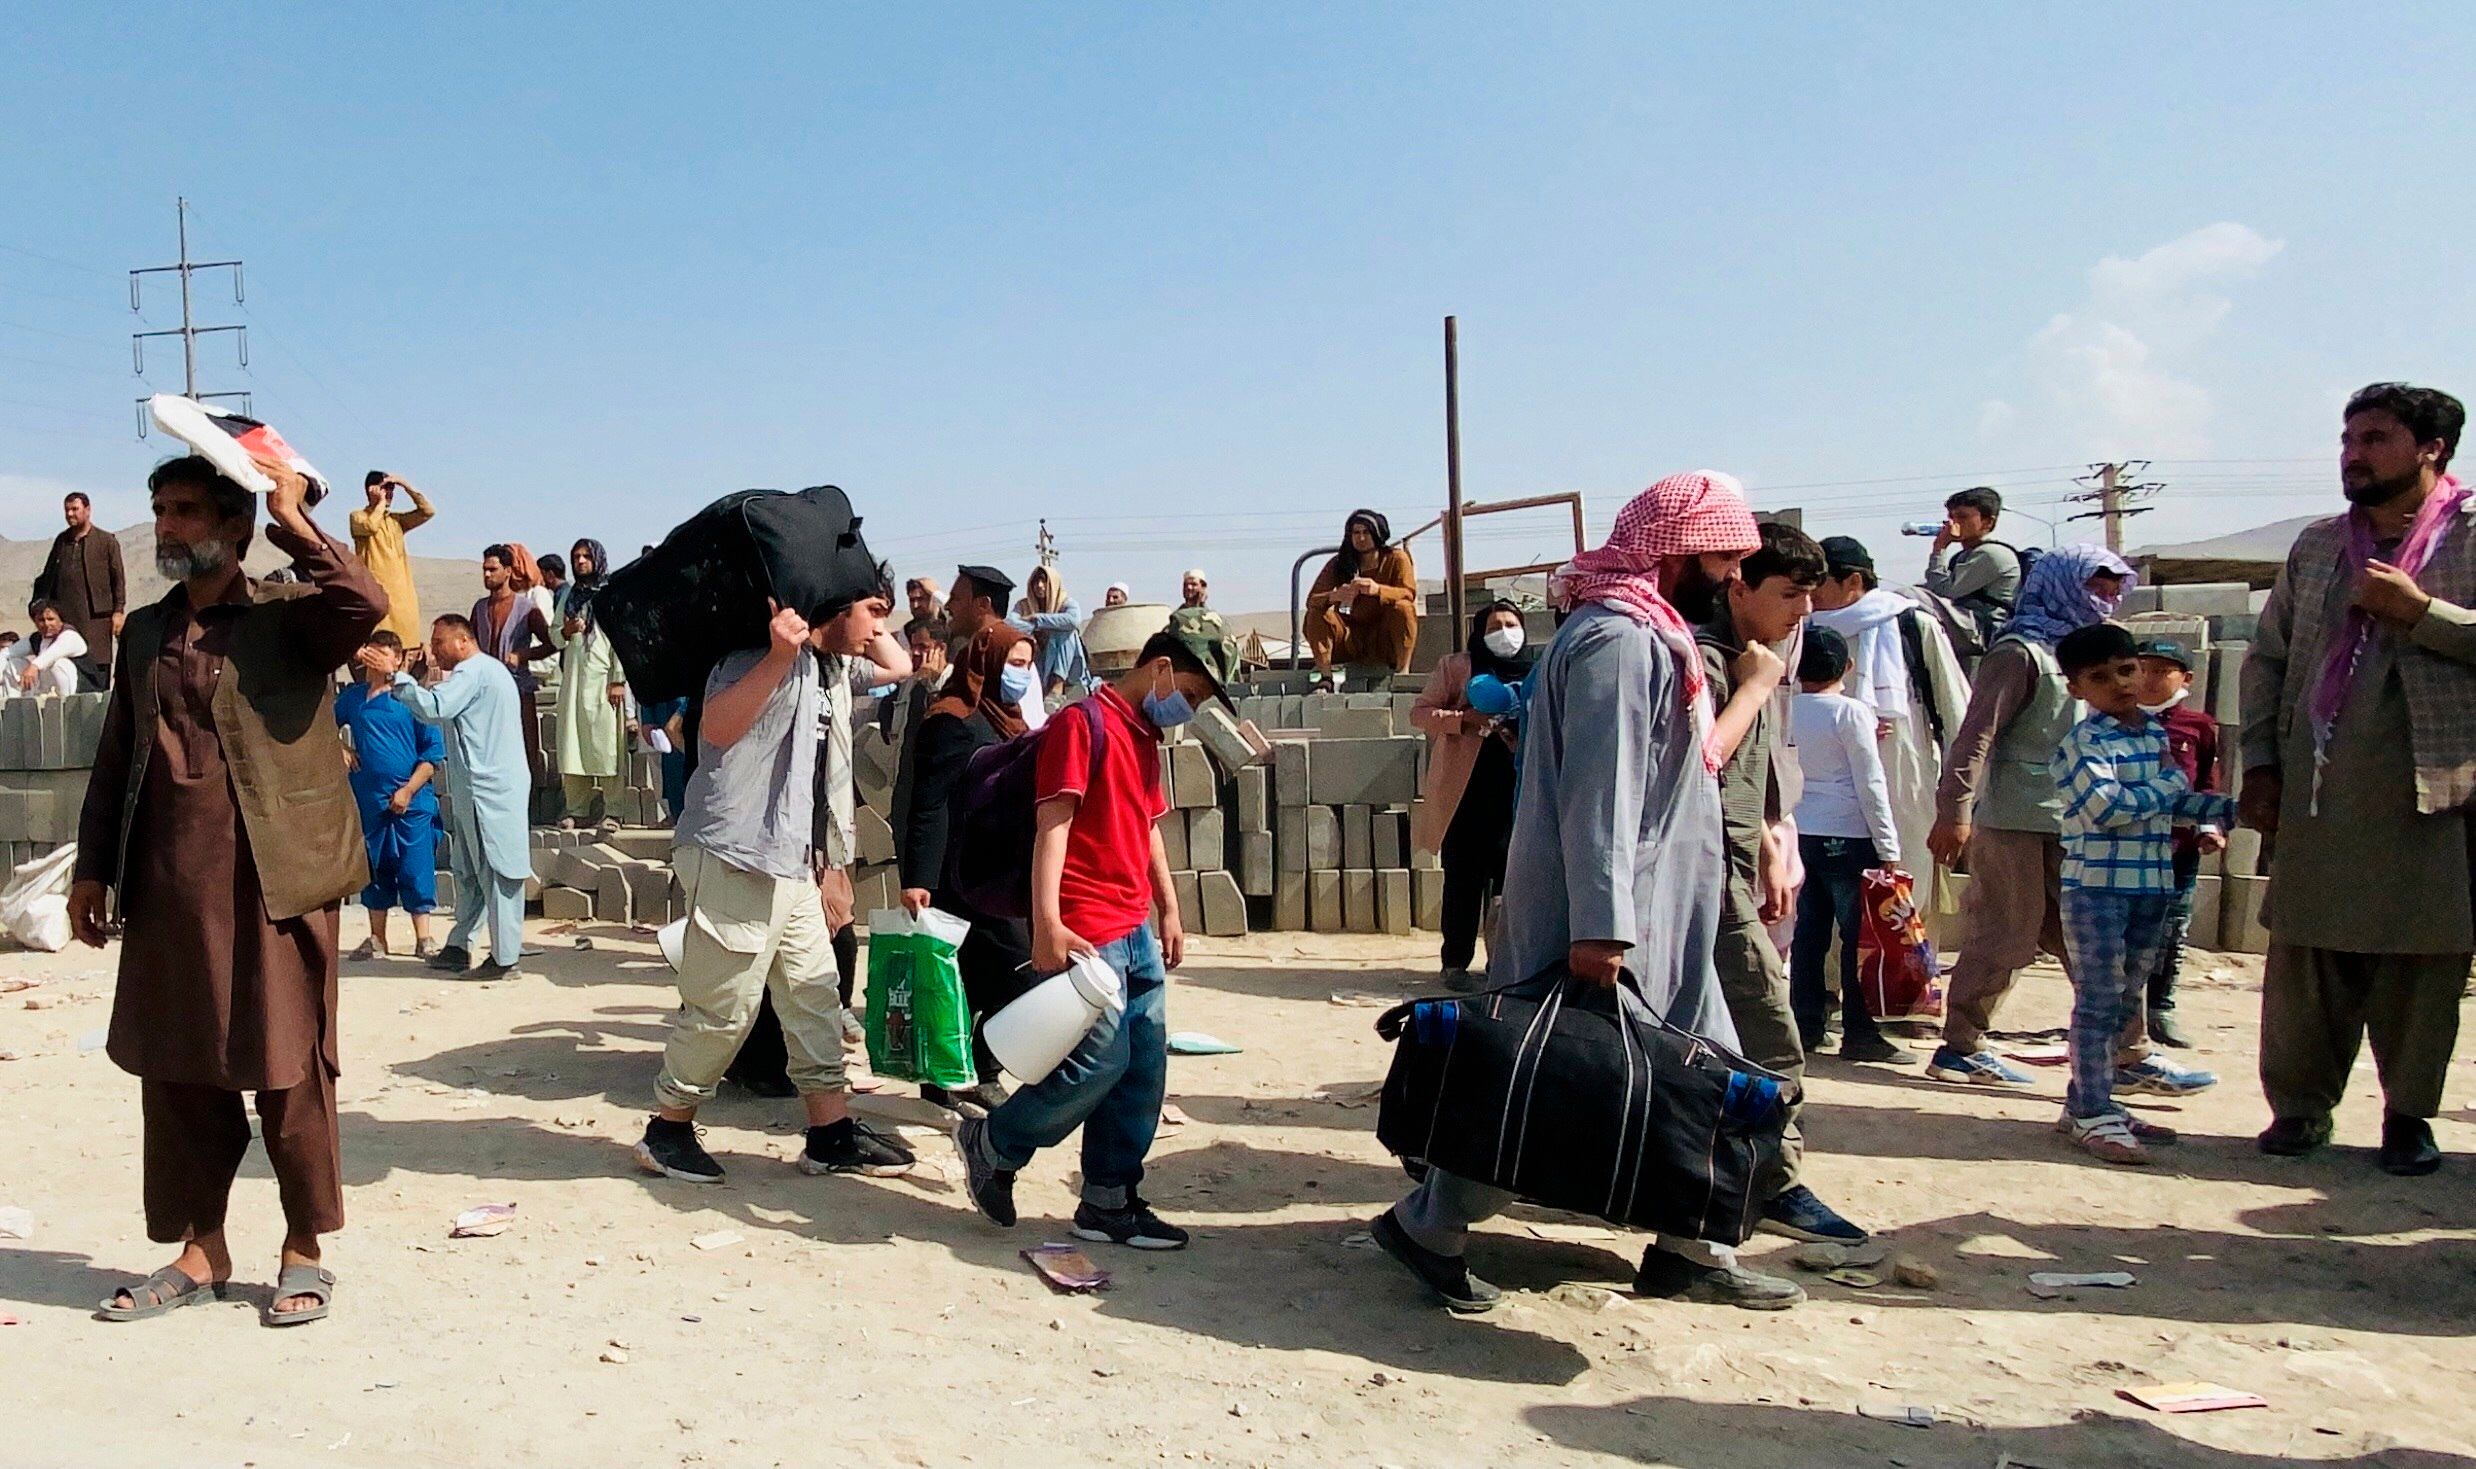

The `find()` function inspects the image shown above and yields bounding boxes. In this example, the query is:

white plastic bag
[0,845,77,953]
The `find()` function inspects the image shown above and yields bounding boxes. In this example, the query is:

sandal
[265,1263,336,1327]
[2064,1111,2152,1166]
[97,1265,230,1321]
[346,938,383,962]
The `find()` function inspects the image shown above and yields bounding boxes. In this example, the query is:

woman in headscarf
[1410,600,1534,988]
[1304,508,1420,684]
[549,538,630,828]
[891,622,1040,1118]
[1013,564,1092,700]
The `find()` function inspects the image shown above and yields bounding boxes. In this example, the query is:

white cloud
[1988,222,2282,457]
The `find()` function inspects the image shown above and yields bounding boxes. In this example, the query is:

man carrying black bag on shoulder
[1369,471,1807,1314]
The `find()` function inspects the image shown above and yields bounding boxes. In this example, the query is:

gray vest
[1977,636,2074,834]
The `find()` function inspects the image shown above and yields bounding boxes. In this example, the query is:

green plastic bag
[864,906,976,1088]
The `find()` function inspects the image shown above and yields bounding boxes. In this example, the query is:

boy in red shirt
[957,628,1237,1249]
[2134,636,2225,1048]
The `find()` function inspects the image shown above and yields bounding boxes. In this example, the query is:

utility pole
[130,196,249,432]
[1443,316,1466,652]
[2066,460,2162,552]
[1033,518,1058,570]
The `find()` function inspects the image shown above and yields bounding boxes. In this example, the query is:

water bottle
[1900,520,1945,537]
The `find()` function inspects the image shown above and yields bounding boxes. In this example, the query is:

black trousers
[1438,742,1517,972]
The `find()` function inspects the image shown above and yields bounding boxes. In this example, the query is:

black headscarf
[1324,508,1394,589]
[1465,598,1533,682]
[567,538,611,618]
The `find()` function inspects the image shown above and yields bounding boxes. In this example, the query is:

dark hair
[366,629,404,653]
[1798,627,1850,684]
[364,470,389,489]
[817,560,897,624]
[1739,522,1828,589]
[536,552,567,580]
[951,573,995,610]
[1136,631,1212,682]
[2057,621,2136,677]
[431,613,477,637]
[481,543,514,567]
[1945,486,2003,520]
[63,492,90,509]
[145,455,254,531]
[2346,382,2466,469]
[905,615,949,645]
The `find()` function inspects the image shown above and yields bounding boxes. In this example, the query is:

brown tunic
[31,525,125,670]
[78,521,385,1091]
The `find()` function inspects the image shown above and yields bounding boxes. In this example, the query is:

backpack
[1894,607,1948,745]
[944,699,1110,919]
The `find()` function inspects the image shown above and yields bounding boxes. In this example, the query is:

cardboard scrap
[2026,1270,2135,1298]
[2116,1382,2268,1414]
[449,1203,517,1238]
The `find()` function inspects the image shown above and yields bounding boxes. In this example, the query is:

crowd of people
[33,380,2468,1328]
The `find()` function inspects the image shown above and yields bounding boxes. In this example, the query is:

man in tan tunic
[70,451,387,1323]
[347,470,435,645]
[2242,382,2475,1177]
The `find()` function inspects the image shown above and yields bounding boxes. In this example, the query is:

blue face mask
[998,665,1036,705]
[1142,677,1196,728]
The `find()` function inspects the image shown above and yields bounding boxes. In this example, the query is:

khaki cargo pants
[654,844,849,1112]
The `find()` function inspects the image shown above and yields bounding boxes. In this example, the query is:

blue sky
[5,4,2473,610]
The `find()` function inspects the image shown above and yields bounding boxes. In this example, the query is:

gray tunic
[1490,603,1738,1049]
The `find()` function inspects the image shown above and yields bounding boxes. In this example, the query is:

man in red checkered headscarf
[1373,471,1808,1315]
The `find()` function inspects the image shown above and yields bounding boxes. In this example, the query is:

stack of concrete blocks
[1156,732,1250,938]
[0,693,108,872]
[527,827,681,925]
[525,690,673,828]
[845,718,906,923]
[1254,719,1440,936]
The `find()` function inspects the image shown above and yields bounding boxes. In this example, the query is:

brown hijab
[928,622,1031,740]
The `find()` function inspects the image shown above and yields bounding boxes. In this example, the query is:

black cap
[2134,636,2196,671]
[955,564,1016,602]
[1819,535,1874,578]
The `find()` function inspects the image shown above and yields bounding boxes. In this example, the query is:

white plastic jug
[984,951,1125,1084]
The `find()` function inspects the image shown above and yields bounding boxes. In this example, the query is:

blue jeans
[1789,835,1884,1045]
[2058,888,2176,1118]
[978,925,1168,1209]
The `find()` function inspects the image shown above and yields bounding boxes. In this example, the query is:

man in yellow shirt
[348,471,436,644]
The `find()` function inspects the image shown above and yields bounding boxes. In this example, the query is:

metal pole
[1444,316,1466,651]
[1289,545,1342,674]
[176,197,197,399]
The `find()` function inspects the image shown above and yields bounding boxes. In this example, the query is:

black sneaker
[426,944,472,973]
[2258,1115,2334,1157]
[466,960,530,982]
[1757,1185,1869,1245]
[1071,1197,1190,1251]
[798,1119,917,1176]
[921,1084,988,1120]
[634,1118,724,1183]
[1837,1033,1913,1064]
[2378,1114,2442,1177]
[2147,1007,2195,1049]
[1634,1248,1805,1310]
[954,1117,1017,1227]
[1370,1208,1501,1313]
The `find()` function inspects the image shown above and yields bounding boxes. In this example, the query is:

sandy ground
[2,916,2471,1469]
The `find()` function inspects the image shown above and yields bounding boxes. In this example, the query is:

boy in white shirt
[1787,629,1908,1061]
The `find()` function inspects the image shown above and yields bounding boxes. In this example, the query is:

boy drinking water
[2051,624,2236,1164]
[2132,637,2224,1048]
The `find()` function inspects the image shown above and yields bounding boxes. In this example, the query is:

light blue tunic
[395,659,531,883]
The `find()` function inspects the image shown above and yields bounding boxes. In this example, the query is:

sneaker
[466,960,530,982]
[798,1118,916,1176]
[2378,1114,2442,1177]
[1838,1033,1913,1064]
[425,944,472,973]
[954,1117,1017,1227]
[634,1118,725,1183]
[346,938,383,961]
[2054,1109,2178,1144]
[2258,1115,2334,1157]
[2114,1057,2218,1097]
[1924,1045,2033,1087]
[1071,1197,1191,1251]
[1758,1185,1869,1245]
[1369,1209,1501,1314]
[1440,966,1485,993]
[921,1084,986,1120]
[2146,1007,2194,1049]
[2063,1111,2152,1166]
[1633,1249,1805,1310]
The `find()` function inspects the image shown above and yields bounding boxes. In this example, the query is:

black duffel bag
[1374,966,1797,1246]
[595,485,882,704]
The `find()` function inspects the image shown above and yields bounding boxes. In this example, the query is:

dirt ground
[1,916,2470,1469]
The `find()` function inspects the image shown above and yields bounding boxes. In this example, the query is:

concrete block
[2208,612,2260,645]
[606,829,672,862]
[1306,737,1421,807]
[621,863,671,924]
[524,875,543,902]
[1271,737,1310,807]
[1344,693,1389,711]
[1376,868,1413,936]
[1412,867,1444,931]
[1309,870,1344,932]
[0,699,33,769]
[851,865,895,918]
[1314,707,1395,739]
[1373,810,1404,870]
[1391,693,1417,730]
[1172,871,1204,933]
[1275,869,1308,930]
[37,698,69,769]
[1239,831,1275,896]
[1197,870,1247,937]
[2221,825,2262,877]
[1276,805,1309,874]
[2157,582,2255,617]
[2208,643,2247,723]
[1279,695,1305,729]
[541,885,593,920]
[852,806,894,864]
[1167,741,1215,809]
[2188,873,2222,954]
[434,869,458,910]
[1341,804,1373,869]
[2218,873,2269,954]
[1342,868,1378,933]
[65,692,108,765]
[551,848,613,892]
[1157,812,1189,871]
[1306,806,1341,869]
[595,868,632,921]
[1188,808,1225,870]
[1235,765,1270,833]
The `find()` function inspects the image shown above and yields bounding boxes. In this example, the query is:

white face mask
[1481,626,1525,659]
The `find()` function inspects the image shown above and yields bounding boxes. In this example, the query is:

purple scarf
[2308,474,2470,781]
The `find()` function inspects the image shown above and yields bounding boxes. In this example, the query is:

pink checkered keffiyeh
[1552,470,1761,770]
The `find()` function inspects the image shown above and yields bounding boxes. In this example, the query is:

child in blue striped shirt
[2050,623,2237,1165]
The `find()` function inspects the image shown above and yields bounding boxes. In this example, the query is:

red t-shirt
[1035,685,1168,945]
